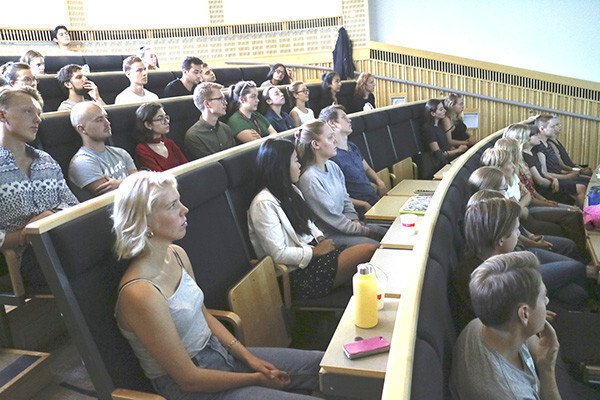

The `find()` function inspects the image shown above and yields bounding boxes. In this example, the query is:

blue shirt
[265,109,295,133]
[330,142,379,205]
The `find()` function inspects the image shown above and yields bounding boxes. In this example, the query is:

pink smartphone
[343,336,390,359]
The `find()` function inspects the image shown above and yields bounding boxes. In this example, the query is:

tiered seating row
[0,54,130,74]
[26,102,444,400]
[36,65,272,112]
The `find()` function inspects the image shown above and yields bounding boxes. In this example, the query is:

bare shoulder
[170,244,195,280]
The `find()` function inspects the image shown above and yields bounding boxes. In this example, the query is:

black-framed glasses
[151,115,170,123]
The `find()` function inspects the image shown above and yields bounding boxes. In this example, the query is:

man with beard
[56,64,106,111]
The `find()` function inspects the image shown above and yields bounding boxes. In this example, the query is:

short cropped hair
[182,56,203,71]
[193,82,224,111]
[464,197,520,260]
[470,251,541,328]
[534,114,557,129]
[112,171,178,259]
[318,104,346,122]
[0,86,44,111]
[56,64,82,84]
[122,56,143,73]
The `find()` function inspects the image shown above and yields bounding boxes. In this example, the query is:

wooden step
[0,348,51,400]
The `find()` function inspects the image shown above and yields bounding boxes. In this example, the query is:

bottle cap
[357,263,375,275]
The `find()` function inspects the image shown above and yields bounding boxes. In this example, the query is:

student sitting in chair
[113,171,324,400]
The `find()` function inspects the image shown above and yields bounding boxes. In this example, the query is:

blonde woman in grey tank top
[112,171,323,400]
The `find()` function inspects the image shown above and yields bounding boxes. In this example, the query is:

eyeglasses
[17,77,38,85]
[208,96,227,104]
[151,115,170,123]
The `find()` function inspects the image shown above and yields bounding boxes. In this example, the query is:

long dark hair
[255,138,314,235]
[266,63,291,85]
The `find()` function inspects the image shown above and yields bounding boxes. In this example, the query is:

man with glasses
[56,64,106,111]
[184,82,236,160]
[68,102,137,199]
[1,62,38,91]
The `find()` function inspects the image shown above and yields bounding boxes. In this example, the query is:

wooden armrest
[112,388,166,400]
[584,364,600,385]
[273,263,292,309]
[1,249,25,298]
[207,309,243,342]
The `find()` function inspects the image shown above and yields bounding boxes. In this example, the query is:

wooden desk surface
[370,248,418,298]
[387,180,440,197]
[433,163,452,180]
[320,296,400,378]
[364,196,411,222]
[379,215,424,250]
[587,234,600,265]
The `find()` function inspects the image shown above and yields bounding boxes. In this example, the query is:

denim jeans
[152,336,323,400]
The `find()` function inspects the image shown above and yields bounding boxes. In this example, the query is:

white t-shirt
[114,87,159,105]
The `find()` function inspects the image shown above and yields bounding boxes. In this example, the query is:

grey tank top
[116,252,212,379]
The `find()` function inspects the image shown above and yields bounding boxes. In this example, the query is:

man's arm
[362,159,388,196]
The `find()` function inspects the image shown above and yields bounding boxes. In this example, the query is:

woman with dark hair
[260,63,292,87]
[318,72,341,112]
[440,93,476,147]
[248,138,377,300]
[133,102,187,171]
[227,80,277,143]
[349,72,375,113]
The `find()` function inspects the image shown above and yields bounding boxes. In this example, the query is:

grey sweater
[297,161,371,237]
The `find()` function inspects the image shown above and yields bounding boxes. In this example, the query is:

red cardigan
[134,138,188,172]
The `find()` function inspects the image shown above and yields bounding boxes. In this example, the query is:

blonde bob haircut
[495,137,528,177]
[480,147,516,185]
[502,123,530,149]
[112,171,177,260]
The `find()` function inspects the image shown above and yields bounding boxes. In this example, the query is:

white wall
[369,0,600,83]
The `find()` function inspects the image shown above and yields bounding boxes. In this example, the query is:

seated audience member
[114,56,159,105]
[493,137,587,257]
[468,166,583,263]
[263,86,294,133]
[451,251,562,400]
[138,45,159,70]
[533,115,587,207]
[199,63,216,83]
[0,87,78,291]
[227,80,277,143]
[318,72,341,111]
[260,63,292,87]
[537,114,593,176]
[68,102,137,198]
[248,139,378,300]
[504,124,576,205]
[349,72,375,113]
[19,50,45,75]
[134,102,187,171]
[423,99,467,170]
[51,25,73,51]
[287,81,314,127]
[184,82,236,160]
[164,56,204,98]
[113,171,324,400]
[457,194,588,324]
[56,64,106,111]
[296,119,386,246]
[1,62,37,90]
[440,93,476,147]
[321,105,386,210]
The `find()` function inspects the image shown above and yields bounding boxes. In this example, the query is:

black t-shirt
[164,79,194,98]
